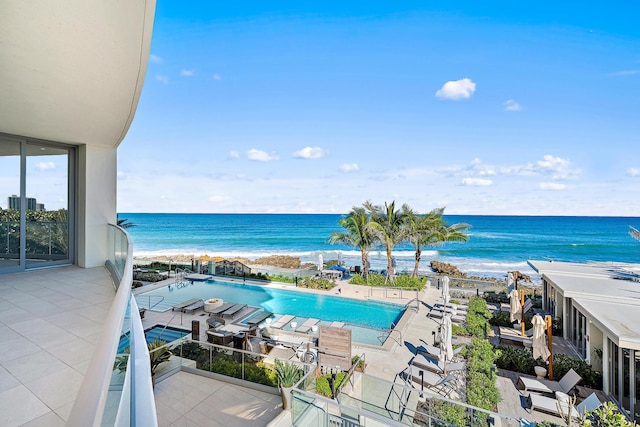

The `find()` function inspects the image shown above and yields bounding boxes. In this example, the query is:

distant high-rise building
[36,203,45,212]
[7,195,19,210]
[7,195,39,211]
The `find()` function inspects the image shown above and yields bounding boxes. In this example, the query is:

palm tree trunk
[412,246,422,278]
[361,250,369,278]
[386,244,394,283]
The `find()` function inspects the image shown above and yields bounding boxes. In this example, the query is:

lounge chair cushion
[520,368,581,394]
[528,391,600,417]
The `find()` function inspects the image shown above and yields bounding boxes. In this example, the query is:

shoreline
[133,252,539,289]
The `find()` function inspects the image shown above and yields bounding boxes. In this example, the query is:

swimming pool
[118,325,190,353]
[136,279,405,345]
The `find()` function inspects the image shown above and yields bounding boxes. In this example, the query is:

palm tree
[364,200,411,283]
[117,217,137,229]
[406,208,470,277]
[329,207,374,278]
[630,226,640,241]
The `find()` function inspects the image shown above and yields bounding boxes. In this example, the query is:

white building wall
[77,145,117,268]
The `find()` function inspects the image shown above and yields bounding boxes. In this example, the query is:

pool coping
[137,275,417,349]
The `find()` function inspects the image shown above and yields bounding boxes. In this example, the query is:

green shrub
[349,273,426,290]
[315,372,348,398]
[299,276,337,290]
[488,311,514,327]
[585,401,634,426]
[428,399,466,427]
[132,280,144,288]
[465,338,501,412]
[552,354,602,389]
[465,298,492,337]
[452,324,469,337]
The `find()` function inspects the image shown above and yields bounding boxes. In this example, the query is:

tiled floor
[154,371,282,427]
[0,266,115,426]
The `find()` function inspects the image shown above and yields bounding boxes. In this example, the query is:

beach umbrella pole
[520,289,525,337]
[547,315,554,380]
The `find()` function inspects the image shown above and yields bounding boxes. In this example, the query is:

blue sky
[117,1,640,215]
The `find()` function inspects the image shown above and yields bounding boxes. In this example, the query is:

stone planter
[281,386,294,410]
[204,298,223,313]
[534,366,547,379]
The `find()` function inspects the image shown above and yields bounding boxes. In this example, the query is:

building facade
[529,260,640,422]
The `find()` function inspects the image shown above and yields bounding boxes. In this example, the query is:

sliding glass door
[0,139,21,270]
[0,137,75,273]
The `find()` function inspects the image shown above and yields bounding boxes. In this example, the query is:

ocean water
[121,213,640,279]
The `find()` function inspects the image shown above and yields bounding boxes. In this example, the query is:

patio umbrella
[441,276,450,305]
[532,314,551,362]
[318,254,323,271]
[439,313,454,369]
[507,271,515,293]
[508,289,522,323]
[337,251,342,266]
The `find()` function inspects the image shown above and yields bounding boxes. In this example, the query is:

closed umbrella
[441,276,449,299]
[439,313,454,370]
[532,314,551,361]
[507,272,515,293]
[318,254,323,271]
[509,289,521,323]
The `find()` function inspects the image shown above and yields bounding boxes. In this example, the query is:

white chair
[528,391,601,418]
[519,368,582,394]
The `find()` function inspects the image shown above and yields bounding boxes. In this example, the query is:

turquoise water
[118,325,190,353]
[136,279,404,345]
[121,213,640,279]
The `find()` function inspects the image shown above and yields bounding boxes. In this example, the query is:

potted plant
[274,360,302,410]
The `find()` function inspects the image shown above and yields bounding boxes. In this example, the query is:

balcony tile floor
[0,266,114,427]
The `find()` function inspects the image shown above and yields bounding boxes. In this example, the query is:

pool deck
[140,275,587,426]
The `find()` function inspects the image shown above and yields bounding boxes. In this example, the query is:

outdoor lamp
[265,318,272,326]
[290,321,298,330]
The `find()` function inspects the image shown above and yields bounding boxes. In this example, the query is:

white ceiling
[0,0,156,149]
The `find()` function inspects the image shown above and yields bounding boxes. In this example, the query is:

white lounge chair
[296,318,319,333]
[417,342,464,359]
[271,314,295,329]
[519,368,582,394]
[404,365,457,398]
[411,354,465,374]
[528,392,601,417]
[428,309,465,324]
[330,321,345,328]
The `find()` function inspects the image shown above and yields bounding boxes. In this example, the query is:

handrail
[66,224,135,427]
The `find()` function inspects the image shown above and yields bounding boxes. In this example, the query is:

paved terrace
[0,266,114,426]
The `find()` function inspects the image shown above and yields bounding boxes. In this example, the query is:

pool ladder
[379,323,402,346]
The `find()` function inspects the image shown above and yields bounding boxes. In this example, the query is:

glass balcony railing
[67,224,156,426]
[292,370,524,427]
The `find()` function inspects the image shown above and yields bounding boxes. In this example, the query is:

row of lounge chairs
[171,298,204,313]
[520,368,603,418]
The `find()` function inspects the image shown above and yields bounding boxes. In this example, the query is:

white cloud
[156,75,169,84]
[539,182,566,190]
[213,74,221,80]
[627,168,640,177]
[149,54,163,63]
[180,69,194,77]
[435,78,476,100]
[461,177,492,186]
[504,99,522,111]
[501,155,578,180]
[339,163,359,173]
[228,151,240,159]
[247,149,279,162]
[292,146,328,159]
[35,162,55,171]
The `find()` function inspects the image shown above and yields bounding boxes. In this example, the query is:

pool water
[118,325,190,353]
[136,279,405,346]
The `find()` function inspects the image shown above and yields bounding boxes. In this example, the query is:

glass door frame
[0,133,76,273]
